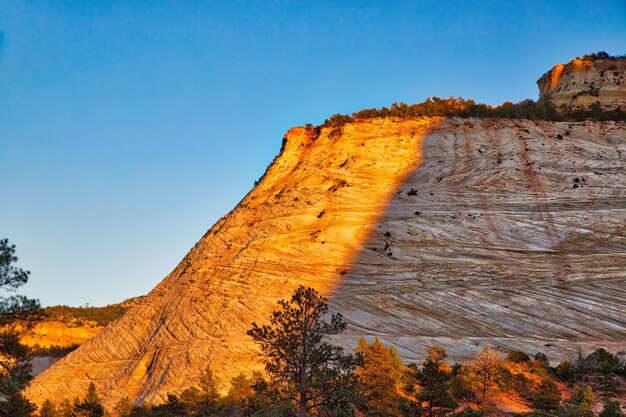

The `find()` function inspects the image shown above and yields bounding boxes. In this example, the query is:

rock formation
[22,322,102,350]
[537,57,626,110]
[26,61,626,408]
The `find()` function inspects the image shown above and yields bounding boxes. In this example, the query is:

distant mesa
[537,52,626,111]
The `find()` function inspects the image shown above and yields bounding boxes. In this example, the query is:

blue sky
[1,1,625,307]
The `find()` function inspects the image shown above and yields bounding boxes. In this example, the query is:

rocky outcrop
[21,322,103,349]
[537,57,626,110]
[25,116,626,408]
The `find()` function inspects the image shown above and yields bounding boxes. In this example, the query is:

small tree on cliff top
[247,286,357,417]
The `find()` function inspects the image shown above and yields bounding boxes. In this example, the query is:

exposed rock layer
[537,58,626,110]
[26,118,626,408]
[26,118,435,406]
[21,322,103,349]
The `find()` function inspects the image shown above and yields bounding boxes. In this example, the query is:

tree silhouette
[0,238,44,417]
[247,286,357,417]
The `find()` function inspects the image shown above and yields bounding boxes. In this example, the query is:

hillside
[25,57,626,408]
[21,298,142,356]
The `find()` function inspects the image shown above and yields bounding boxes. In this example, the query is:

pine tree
[198,366,221,406]
[112,397,132,417]
[532,378,561,412]
[355,337,403,416]
[600,401,625,417]
[416,346,457,417]
[72,382,104,417]
[565,385,597,417]
[39,400,59,417]
[248,286,358,417]
[224,373,254,408]
[0,239,44,417]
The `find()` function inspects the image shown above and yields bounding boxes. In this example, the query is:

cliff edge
[25,117,626,408]
[25,56,626,408]
[537,55,626,110]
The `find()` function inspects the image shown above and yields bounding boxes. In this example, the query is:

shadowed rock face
[333,118,626,363]
[537,58,626,110]
[26,117,626,408]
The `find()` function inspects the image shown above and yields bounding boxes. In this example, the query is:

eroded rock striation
[27,60,626,407]
[26,118,437,406]
[538,57,626,110]
[26,117,626,408]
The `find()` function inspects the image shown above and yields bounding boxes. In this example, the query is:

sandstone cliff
[22,322,102,349]
[537,57,626,110]
[25,116,626,408]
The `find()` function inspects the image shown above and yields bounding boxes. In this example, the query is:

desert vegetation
[318,51,626,130]
[0,239,623,417]
[319,97,626,133]
[42,299,139,328]
[20,286,626,417]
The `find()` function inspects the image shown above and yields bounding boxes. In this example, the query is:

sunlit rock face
[26,118,437,407]
[26,116,626,408]
[537,58,626,110]
[21,322,103,349]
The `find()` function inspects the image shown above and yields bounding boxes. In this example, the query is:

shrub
[506,350,532,363]
[599,401,625,417]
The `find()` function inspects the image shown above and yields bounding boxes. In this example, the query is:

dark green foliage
[532,378,561,412]
[587,349,621,373]
[0,392,36,417]
[72,383,104,417]
[309,364,363,417]
[563,385,597,417]
[556,361,576,382]
[223,372,254,409]
[595,373,619,400]
[599,401,625,417]
[319,96,626,131]
[0,239,43,417]
[43,301,135,327]
[0,239,44,328]
[247,286,360,417]
[448,363,474,401]
[414,348,457,417]
[176,366,222,415]
[580,51,626,61]
[137,394,186,417]
[113,397,133,417]
[534,353,549,365]
[506,351,531,363]
[526,412,553,417]
[39,400,58,417]
[29,343,80,358]
[246,374,294,416]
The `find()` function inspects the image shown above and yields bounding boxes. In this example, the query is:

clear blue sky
[1,1,625,307]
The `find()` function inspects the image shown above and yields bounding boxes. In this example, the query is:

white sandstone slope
[26,116,626,408]
[26,118,438,406]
